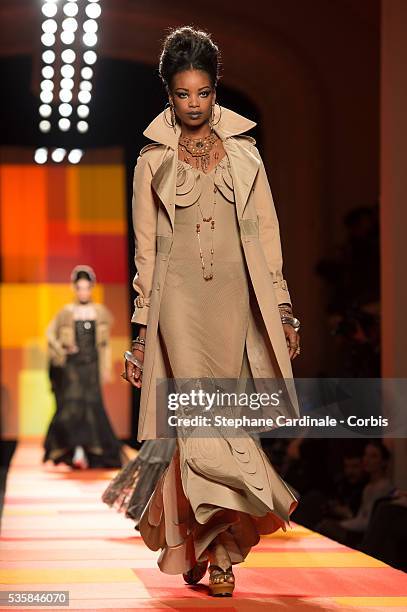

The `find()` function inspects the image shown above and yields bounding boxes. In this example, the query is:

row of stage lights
[34,148,83,164]
[35,0,101,163]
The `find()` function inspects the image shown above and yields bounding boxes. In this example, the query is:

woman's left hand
[282,324,301,360]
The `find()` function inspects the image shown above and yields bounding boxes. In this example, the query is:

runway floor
[1,442,406,611]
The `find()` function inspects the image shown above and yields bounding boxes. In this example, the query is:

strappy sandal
[183,559,209,585]
[208,564,235,596]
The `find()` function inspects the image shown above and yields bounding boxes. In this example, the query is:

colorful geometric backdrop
[0,149,131,440]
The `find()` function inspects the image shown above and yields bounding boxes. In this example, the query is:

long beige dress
[138,155,299,574]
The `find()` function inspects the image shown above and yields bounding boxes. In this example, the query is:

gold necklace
[195,169,218,280]
[179,132,219,173]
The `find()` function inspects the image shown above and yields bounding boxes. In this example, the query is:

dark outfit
[102,438,177,525]
[43,320,122,468]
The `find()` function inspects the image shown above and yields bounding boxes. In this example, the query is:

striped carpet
[1,441,406,610]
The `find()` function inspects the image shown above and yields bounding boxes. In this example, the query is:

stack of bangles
[278,304,301,355]
[122,336,145,377]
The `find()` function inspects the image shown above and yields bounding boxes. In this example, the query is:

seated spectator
[361,489,407,571]
[324,449,368,520]
[316,440,395,547]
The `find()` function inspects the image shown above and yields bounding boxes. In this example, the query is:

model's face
[362,444,386,474]
[170,69,215,130]
[74,279,92,303]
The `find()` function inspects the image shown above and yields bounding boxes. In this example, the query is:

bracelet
[124,350,144,371]
[131,340,145,352]
[278,304,293,313]
[132,343,145,352]
[133,336,145,345]
[281,315,301,331]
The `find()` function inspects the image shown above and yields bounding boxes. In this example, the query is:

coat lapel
[150,151,177,232]
[223,138,260,219]
[143,105,259,228]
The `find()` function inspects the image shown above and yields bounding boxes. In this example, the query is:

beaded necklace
[178,132,224,281]
[195,167,219,280]
[178,131,220,173]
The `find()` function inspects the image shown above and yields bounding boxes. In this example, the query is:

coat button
[156,282,160,290]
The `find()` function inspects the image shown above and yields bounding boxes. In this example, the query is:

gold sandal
[183,559,209,585]
[208,564,235,597]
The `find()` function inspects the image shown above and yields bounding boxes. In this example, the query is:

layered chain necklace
[195,172,218,280]
[178,131,222,281]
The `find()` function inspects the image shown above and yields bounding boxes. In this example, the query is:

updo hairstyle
[158,26,221,92]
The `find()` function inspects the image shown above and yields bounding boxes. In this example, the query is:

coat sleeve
[46,311,65,358]
[130,152,158,325]
[250,145,293,307]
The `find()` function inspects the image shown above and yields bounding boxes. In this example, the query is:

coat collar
[143,104,257,147]
[144,105,260,230]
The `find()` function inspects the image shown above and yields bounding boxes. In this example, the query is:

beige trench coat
[47,302,114,383]
[131,105,300,442]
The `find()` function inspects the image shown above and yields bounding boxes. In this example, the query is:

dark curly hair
[158,26,221,91]
[74,270,92,283]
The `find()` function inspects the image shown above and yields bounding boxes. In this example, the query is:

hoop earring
[209,104,215,130]
[163,101,177,133]
[212,101,222,126]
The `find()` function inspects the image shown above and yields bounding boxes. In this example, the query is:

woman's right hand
[125,347,144,388]
[124,325,146,388]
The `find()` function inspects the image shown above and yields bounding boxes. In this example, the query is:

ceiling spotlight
[79,80,92,92]
[42,50,56,64]
[87,0,100,3]
[58,118,71,131]
[62,17,78,32]
[40,90,53,104]
[77,120,89,133]
[59,89,73,103]
[59,103,73,117]
[40,79,54,91]
[83,50,97,65]
[85,3,101,18]
[61,49,76,63]
[61,64,75,78]
[83,19,98,34]
[68,149,84,164]
[60,78,74,90]
[78,90,91,104]
[83,32,97,47]
[81,67,93,80]
[63,2,79,17]
[41,32,55,46]
[39,104,52,118]
[39,120,51,133]
[51,148,66,163]
[41,65,54,79]
[61,30,75,45]
[42,19,58,34]
[34,148,48,164]
[42,3,58,18]
[77,104,89,119]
